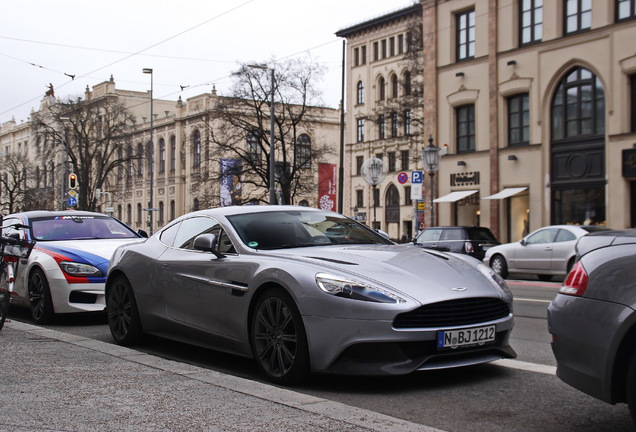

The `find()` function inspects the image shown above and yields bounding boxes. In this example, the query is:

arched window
[295,134,311,169]
[357,81,364,104]
[137,203,142,225]
[146,141,153,176]
[170,200,175,221]
[379,77,386,101]
[158,201,164,223]
[159,138,166,173]
[41,165,47,187]
[193,198,200,211]
[246,131,262,165]
[403,71,412,96]
[127,204,132,225]
[192,129,201,168]
[170,135,176,173]
[117,205,123,221]
[391,74,399,98]
[551,67,605,140]
[127,145,134,178]
[299,200,309,207]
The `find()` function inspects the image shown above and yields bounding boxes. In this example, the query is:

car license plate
[437,325,496,348]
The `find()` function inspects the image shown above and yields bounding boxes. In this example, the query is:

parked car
[106,205,516,385]
[1,210,146,324]
[548,229,636,425]
[483,225,609,280]
[413,226,500,260]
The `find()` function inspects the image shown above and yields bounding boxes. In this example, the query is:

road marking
[514,297,552,304]
[493,358,556,375]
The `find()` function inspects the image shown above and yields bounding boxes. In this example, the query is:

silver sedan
[483,225,608,281]
[106,206,516,384]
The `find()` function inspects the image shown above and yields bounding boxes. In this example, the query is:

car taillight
[3,256,18,263]
[465,242,474,253]
[559,261,588,297]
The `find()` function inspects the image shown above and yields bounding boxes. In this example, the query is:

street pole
[143,68,154,234]
[269,68,275,205]
[59,117,69,210]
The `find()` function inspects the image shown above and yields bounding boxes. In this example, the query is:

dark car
[548,229,636,425]
[413,226,500,260]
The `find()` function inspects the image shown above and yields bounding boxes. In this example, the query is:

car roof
[3,210,112,221]
[184,205,325,218]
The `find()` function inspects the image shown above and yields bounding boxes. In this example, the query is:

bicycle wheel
[0,264,12,331]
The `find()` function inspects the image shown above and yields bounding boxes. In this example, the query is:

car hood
[35,238,146,272]
[272,244,508,304]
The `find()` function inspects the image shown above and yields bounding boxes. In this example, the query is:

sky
[1,0,416,125]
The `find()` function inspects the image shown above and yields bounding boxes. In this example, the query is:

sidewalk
[0,320,444,432]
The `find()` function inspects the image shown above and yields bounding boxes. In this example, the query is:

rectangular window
[381,39,387,58]
[631,74,636,132]
[354,47,360,67]
[456,9,475,61]
[378,115,385,139]
[617,0,636,21]
[356,190,364,208]
[508,93,530,145]
[388,152,396,172]
[356,156,364,175]
[401,150,410,171]
[398,34,404,54]
[357,119,365,142]
[391,113,399,137]
[520,0,543,45]
[375,153,383,160]
[404,110,412,135]
[389,37,395,56]
[456,104,476,153]
[405,186,413,205]
[373,42,379,61]
[361,46,367,64]
[565,0,592,34]
[373,187,380,207]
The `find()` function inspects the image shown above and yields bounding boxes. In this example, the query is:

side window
[441,229,463,241]
[417,229,443,243]
[173,217,219,250]
[159,222,180,247]
[526,228,557,244]
[555,229,577,242]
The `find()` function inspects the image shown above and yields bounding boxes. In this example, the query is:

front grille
[393,297,510,328]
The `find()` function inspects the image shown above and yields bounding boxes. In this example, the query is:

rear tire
[627,349,636,426]
[106,275,143,346]
[490,255,509,279]
[28,268,55,324]
[0,265,10,330]
[537,274,553,282]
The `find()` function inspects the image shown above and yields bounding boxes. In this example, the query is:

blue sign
[412,170,423,184]
[67,197,77,207]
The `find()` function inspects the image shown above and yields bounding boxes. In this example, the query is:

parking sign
[412,170,423,184]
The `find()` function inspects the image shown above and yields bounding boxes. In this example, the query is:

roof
[3,210,108,220]
[335,3,422,38]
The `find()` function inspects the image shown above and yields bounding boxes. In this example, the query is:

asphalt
[0,320,444,432]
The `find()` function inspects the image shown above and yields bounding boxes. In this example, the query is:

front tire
[250,288,309,385]
[0,292,9,331]
[106,275,143,346]
[490,254,509,279]
[627,348,636,425]
[29,268,55,324]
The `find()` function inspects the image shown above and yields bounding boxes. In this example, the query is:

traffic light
[69,173,77,190]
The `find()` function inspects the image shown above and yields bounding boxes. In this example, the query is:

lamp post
[142,68,154,234]
[360,157,386,229]
[422,135,440,227]
[248,64,276,204]
[59,116,70,209]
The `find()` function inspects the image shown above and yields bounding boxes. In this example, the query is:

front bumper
[48,273,106,314]
[303,314,516,375]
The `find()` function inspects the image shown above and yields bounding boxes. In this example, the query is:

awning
[433,190,479,203]
[482,187,528,200]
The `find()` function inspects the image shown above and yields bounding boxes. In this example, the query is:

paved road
[6,278,634,431]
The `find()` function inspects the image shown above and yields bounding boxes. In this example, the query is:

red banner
[318,163,337,211]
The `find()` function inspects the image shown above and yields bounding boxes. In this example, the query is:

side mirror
[193,233,225,258]
[520,239,526,246]
[137,229,149,238]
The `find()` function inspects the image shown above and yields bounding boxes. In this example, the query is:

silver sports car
[106,206,516,384]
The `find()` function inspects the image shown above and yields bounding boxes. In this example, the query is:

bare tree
[31,95,136,211]
[205,57,335,205]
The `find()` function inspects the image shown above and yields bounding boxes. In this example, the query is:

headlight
[315,273,406,304]
[477,263,512,298]
[59,261,103,277]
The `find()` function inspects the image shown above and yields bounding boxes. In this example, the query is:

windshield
[31,215,139,241]
[228,210,393,250]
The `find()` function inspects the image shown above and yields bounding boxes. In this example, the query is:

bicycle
[0,224,34,331]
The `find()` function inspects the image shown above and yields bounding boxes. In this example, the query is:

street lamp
[247,64,276,204]
[59,116,69,209]
[142,68,154,234]
[361,157,386,229]
[422,135,440,227]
